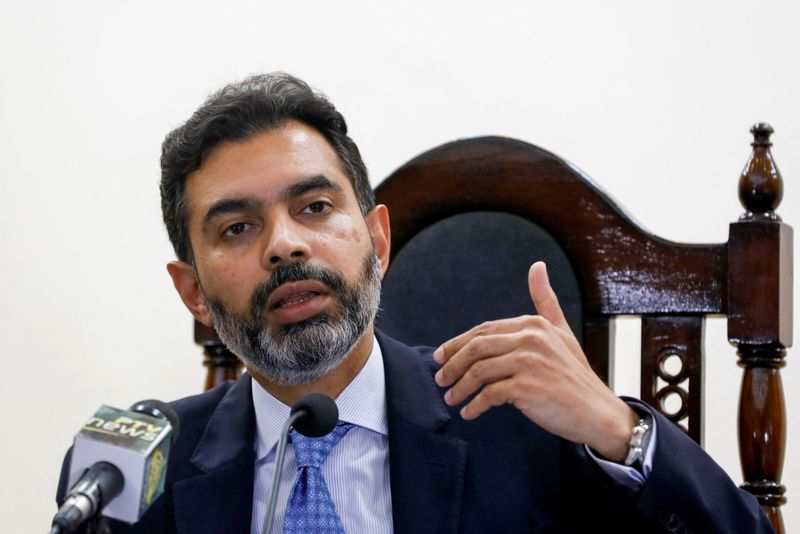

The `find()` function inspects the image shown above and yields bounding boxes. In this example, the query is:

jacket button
[658,509,687,532]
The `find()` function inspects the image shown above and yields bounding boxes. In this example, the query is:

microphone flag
[66,404,173,524]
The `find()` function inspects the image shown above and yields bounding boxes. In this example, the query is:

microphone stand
[261,409,307,534]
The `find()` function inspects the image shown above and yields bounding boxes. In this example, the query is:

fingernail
[434,368,444,386]
[433,346,444,363]
[459,406,468,419]
[443,389,452,404]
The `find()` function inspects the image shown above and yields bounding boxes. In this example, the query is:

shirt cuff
[583,401,657,492]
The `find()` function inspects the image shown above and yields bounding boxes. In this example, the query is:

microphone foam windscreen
[129,399,180,442]
[291,393,338,437]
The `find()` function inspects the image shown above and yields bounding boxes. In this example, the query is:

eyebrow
[280,174,343,201]
[200,174,344,229]
[202,198,263,229]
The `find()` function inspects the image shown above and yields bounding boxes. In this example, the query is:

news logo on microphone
[67,405,173,523]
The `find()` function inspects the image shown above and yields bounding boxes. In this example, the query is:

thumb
[528,261,570,331]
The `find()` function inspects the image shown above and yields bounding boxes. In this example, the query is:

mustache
[249,261,346,320]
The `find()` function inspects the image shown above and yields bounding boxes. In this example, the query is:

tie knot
[290,421,353,469]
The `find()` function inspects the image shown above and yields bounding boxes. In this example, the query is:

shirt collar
[252,335,387,461]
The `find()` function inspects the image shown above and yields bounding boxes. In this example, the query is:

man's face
[172,120,389,385]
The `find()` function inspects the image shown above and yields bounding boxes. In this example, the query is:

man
[58,73,772,533]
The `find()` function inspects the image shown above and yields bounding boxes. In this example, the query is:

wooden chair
[196,123,792,533]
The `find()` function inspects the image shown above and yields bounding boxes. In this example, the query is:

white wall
[1,0,797,531]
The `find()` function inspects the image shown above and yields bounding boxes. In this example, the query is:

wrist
[589,403,639,462]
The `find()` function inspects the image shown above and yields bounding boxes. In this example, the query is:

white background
[1,1,797,531]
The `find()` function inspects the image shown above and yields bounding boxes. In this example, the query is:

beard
[201,250,382,386]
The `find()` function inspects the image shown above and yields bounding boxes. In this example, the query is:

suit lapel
[170,334,466,534]
[378,332,467,534]
[173,375,256,534]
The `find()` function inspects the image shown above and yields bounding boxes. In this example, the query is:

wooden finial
[751,122,774,147]
[194,319,243,391]
[739,123,783,220]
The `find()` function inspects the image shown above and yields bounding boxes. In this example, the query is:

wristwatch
[623,418,651,466]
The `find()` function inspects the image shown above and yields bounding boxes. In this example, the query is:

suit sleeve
[618,399,774,533]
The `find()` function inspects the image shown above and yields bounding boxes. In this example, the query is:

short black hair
[160,72,375,263]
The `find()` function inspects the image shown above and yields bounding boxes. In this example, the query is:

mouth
[273,291,319,309]
[265,281,331,324]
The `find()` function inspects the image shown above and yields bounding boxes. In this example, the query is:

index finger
[433,315,538,364]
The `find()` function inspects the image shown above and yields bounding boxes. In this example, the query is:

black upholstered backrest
[377,211,582,348]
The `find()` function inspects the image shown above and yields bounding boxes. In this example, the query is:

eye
[302,200,332,214]
[222,222,251,237]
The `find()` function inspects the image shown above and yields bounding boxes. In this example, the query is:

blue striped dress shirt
[250,337,393,534]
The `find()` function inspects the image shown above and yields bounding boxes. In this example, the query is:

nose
[261,214,311,267]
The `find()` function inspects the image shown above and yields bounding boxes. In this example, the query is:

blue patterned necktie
[283,421,353,534]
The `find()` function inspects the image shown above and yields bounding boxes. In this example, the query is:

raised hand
[433,261,637,461]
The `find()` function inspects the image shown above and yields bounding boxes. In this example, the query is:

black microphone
[290,392,339,437]
[51,400,180,534]
[261,393,338,534]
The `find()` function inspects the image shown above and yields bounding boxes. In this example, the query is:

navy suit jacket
[58,331,772,533]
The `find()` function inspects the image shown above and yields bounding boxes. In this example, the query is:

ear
[166,261,213,327]
[365,204,391,279]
